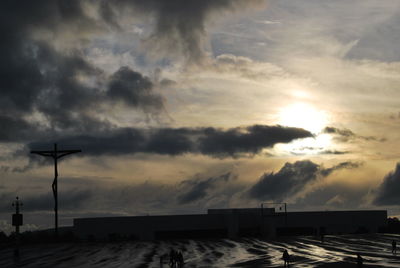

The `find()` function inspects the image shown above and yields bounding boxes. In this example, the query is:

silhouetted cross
[31,143,81,238]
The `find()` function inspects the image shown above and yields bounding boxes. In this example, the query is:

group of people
[160,249,184,267]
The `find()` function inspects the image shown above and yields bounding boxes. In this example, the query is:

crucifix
[31,143,81,237]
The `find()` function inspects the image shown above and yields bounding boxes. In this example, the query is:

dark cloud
[319,161,363,177]
[178,172,232,204]
[248,160,361,202]
[374,163,400,206]
[287,147,350,156]
[2,124,310,174]
[0,1,98,40]
[26,125,312,158]
[0,1,165,143]
[198,125,312,157]
[323,126,385,142]
[0,116,44,142]
[144,128,194,155]
[108,66,164,112]
[0,42,162,138]
[323,127,355,139]
[104,0,264,65]
[30,43,108,132]
[248,160,319,202]
[0,0,97,113]
[0,0,264,147]
[320,150,349,155]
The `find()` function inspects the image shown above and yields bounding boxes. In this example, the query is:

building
[73,208,387,240]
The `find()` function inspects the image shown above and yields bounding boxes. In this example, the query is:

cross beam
[31,143,81,238]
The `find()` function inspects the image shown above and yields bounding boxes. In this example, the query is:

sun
[273,102,331,155]
[278,102,328,134]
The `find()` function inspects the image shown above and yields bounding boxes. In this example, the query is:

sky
[1,0,400,233]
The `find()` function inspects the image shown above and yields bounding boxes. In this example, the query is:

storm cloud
[108,67,164,112]
[0,0,266,146]
[178,172,233,204]
[198,125,312,157]
[27,125,312,158]
[0,116,45,142]
[248,160,361,202]
[0,0,167,142]
[374,163,400,206]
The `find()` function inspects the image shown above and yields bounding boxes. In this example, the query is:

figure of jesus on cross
[31,143,81,238]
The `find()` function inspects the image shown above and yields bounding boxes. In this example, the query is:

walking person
[177,251,184,267]
[319,227,325,244]
[392,240,397,254]
[282,249,290,267]
[160,253,168,267]
[169,249,176,267]
[357,253,363,268]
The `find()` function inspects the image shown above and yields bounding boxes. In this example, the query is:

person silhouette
[169,249,176,267]
[392,240,397,254]
[160,253,167,267]
[282,249,290,267]
[177,251,184,267]
[357,253,363,268]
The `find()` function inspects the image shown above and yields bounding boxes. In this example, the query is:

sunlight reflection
[275,134,332,155]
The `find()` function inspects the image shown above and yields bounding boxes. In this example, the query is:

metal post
[284,203,287,226]
[12,197,23,258]
[31,143,81,239]
[53,144,58,238]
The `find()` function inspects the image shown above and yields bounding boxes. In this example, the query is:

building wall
[273,210,387,234]
[74,214,235,240]
[73,209,387,240]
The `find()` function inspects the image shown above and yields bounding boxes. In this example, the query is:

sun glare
[273,102,331,155]
[278,102,328,134]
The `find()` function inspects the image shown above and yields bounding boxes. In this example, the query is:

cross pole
[31,143,81,238]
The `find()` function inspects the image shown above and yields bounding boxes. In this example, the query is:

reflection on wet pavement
[0,234,400,267]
